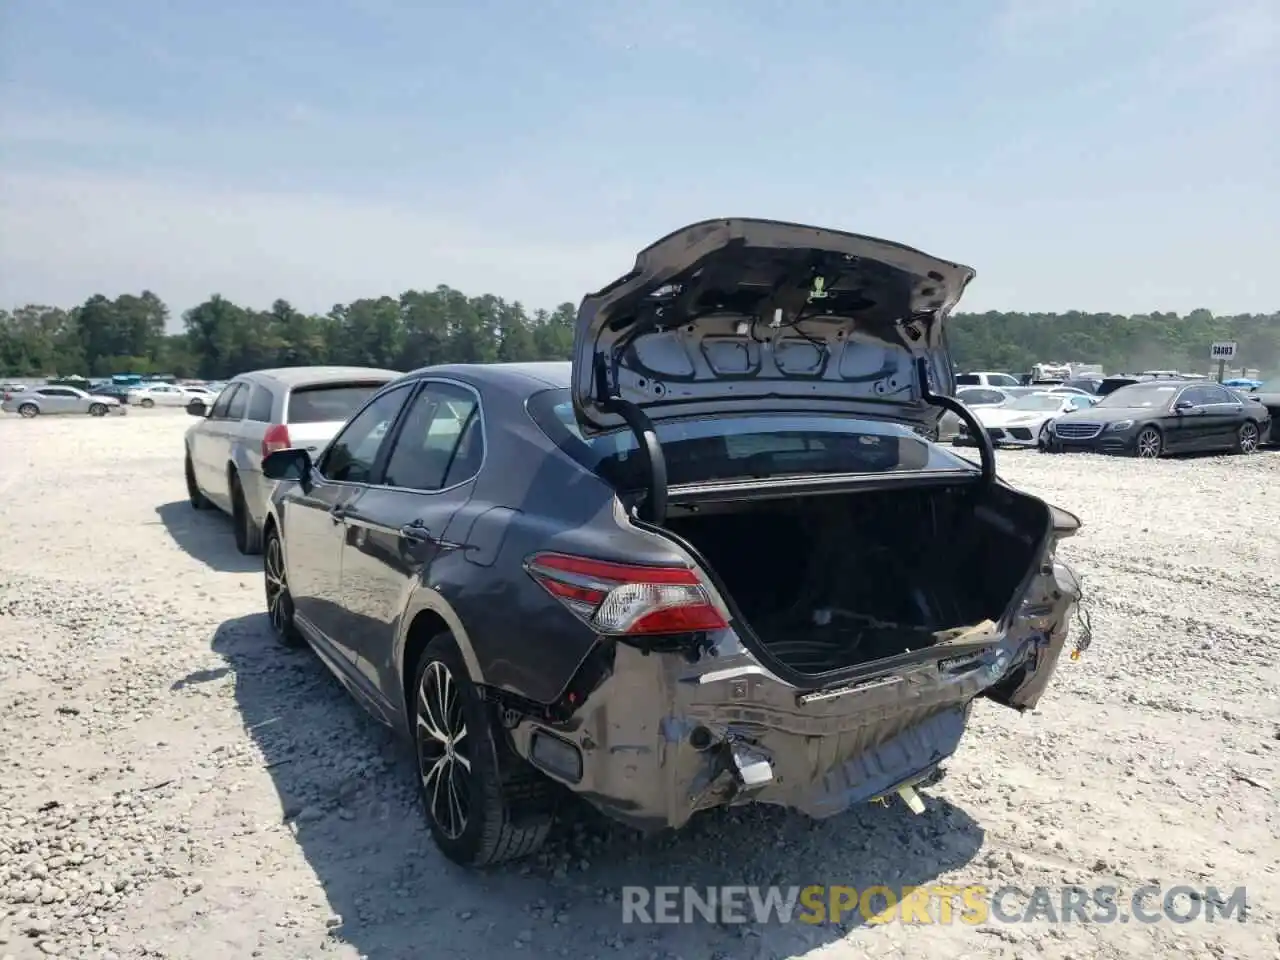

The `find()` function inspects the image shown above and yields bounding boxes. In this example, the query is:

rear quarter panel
[392,381,681,707]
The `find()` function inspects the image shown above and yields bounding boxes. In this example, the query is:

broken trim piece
[916,356,996,484]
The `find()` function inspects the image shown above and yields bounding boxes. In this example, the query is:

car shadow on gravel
[154,501,260,573]
[203,613,985,960]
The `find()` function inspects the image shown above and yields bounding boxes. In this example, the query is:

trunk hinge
[914,356,996,484]
[595,356,669,524]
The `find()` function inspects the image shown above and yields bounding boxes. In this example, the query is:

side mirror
[186,399,208,417]
[1173,400,1194,413]
[263,447,313,483]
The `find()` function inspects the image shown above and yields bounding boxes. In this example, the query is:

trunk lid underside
[571,218,976,437]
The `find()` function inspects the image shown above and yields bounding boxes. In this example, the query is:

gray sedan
[1,386,126,417]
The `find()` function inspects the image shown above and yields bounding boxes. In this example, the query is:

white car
[184,366,402,554]
[937,386,1017,440]
[1,385,126,417]
[128,383,198,408]
[956,392,1097,448]
[954,371,1021,388]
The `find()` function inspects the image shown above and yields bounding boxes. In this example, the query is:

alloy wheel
[1238,422,1259,454]
[416,660,471,841]
[1136,428,1161,459]
[18,404,37,418]
[264,536,289,633]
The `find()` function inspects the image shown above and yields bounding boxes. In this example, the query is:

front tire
[185,454,209,509]
[1135,426,1163,459]
[139,398,155,408]
[231,474,263,555]
[263,527,304,647]
[1235,421,1259,454]
[89,403,107,417]
[412,634,554,867]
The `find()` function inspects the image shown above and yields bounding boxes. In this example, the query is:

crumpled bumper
[509,562,1081,831]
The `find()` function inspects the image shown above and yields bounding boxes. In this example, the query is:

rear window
[954,374,980,385]
[286,382,391,424]
[527,389,978,490]
[247,386,275,422]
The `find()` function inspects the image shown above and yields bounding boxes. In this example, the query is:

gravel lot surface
[1,410,1277,960]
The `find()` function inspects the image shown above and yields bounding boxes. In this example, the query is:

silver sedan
[1,386,126,417]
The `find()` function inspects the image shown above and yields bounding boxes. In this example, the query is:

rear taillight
[525,552,729,636]
[262,423,291,458]
[2,392,10,401]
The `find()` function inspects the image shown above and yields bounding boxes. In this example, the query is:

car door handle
[399,521,431,542]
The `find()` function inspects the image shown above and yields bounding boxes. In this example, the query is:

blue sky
[1,0,1276,326]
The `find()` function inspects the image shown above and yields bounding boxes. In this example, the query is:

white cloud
[0,170,639,320]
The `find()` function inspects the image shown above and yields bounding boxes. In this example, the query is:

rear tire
[18,403,38,418]
[412,633,555,867]
[1235,421,1259,455]
[185,454,209,509]
[139,398,155,408]
[231,474,263,555]
[89,403,107,417]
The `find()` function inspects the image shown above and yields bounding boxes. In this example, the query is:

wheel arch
[395,593,484,734]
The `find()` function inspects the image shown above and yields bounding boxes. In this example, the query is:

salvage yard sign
[1209,341,1237,361]
[1210,341,1237,384]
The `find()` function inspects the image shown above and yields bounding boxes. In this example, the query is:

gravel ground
[1,410,1277,960]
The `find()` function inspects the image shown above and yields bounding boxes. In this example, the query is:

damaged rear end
[506,218,1084,830]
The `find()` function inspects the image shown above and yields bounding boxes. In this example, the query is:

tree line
[1,288,1277,380]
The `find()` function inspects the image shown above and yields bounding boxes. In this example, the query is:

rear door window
[381,383,483,491]
[247,386,275,422]
[287,382,393,424]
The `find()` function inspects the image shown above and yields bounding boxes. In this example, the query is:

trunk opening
[661,481,1050,676]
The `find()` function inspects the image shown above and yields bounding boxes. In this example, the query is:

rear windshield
[286,382,391,424]
[527,389,978,490]
[954,374,980,385]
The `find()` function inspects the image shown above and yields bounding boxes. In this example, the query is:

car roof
[403,361,573,391]
[234,366,404,389]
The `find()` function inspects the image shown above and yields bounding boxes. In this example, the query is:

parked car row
[1,379,227,415]
[205,219,1086,872]
[943,379,1275,457]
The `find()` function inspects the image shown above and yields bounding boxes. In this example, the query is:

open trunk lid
[571,218,976,438]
